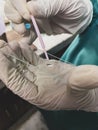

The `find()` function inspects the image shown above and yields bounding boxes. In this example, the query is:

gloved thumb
[7,0,30,21]
[69,65,98,90]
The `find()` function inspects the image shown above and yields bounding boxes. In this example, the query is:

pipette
[30,15,49,60]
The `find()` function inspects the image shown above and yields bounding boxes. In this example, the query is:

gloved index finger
[5,0,22,24]
[10,0,30,21]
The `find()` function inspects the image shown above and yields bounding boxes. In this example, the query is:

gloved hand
[4,0,93,45]
[0,40,98,111]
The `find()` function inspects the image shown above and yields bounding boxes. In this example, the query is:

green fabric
[61,18,98,65]
[61,0,98,65]
[40,0,98,130]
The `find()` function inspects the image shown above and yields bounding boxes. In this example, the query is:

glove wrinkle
[5,0,93,45]
[0,41,98,111]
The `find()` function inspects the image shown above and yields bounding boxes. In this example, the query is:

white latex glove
[5,0,93,45]
[0,40,98,112]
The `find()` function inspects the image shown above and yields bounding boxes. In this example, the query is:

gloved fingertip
[23,12,31,21]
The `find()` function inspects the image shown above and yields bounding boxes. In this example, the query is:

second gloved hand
[0,39,75,110]
[5,0,92,45]
[0,40,98,111]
